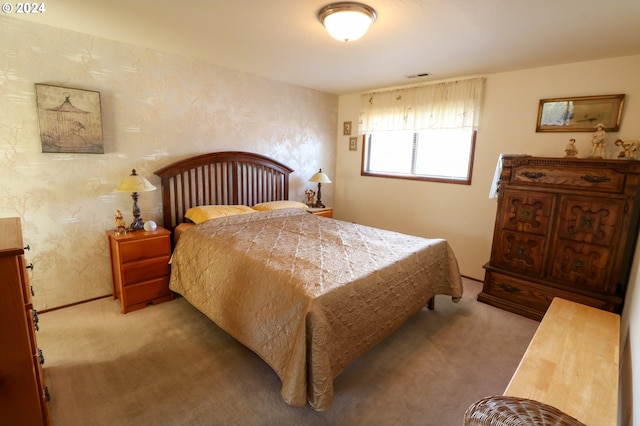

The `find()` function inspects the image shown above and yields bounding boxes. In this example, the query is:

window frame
[360,130,477,185]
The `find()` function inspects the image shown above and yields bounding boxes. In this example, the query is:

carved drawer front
[499,190,554,235]
[549,240,611,292]
[485,271,610,316]
[493,230,546,275]
[484,272,555,314]
[511,165,624,193]
[556,196,623,246]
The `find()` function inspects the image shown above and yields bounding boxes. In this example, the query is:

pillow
[252,200,309,211]
[184,205,256,224]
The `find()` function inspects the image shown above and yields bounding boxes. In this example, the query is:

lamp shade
[309,169,332,184]
[318,2,377,42]
[114,169,156,193]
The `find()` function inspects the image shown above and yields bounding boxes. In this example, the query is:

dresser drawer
[119,237,170,263]
[511,165,625,193]
[499,190,554,236]
[483,271,554,314]
[548,239,611,292]
[556,195,623,246]
[121,257,170,285]
[481,270,609,319]
[122,277,172,307]
[492,230,546,276]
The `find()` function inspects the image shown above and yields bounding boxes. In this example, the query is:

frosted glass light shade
[309,169,332,184]
[318,2,377,42]
[114,169,156,193]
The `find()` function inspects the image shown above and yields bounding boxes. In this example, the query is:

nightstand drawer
[119,238,171,263]
[123,277,172,308]
[121,257,170,285]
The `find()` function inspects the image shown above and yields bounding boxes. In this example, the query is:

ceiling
[11,0,640,95]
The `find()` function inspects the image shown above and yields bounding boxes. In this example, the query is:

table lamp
[308,169,331,208]
[114,169,156,231]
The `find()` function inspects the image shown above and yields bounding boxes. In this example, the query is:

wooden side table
[106,227,173,314]
[307,207,332,218]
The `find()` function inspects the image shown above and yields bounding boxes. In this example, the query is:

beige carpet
[37,278,538,426]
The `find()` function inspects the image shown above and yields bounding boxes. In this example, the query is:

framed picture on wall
[349,136,357,151]
[343,121,352,135]
[35,84,104,153]
[536,94,625,132]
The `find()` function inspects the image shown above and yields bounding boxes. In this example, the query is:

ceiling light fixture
[318,2,377,42]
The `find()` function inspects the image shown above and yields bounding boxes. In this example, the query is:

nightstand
[307,207,332,218]
[106,227,173,314]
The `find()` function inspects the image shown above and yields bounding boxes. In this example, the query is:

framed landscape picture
[536,94,625,132]
[35,84,104,153]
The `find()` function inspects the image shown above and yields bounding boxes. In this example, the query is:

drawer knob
[521,171,545,179]
[32,309,39,331]
[24,244,30,251]
[499,283,522,293]
[26,263,34,270]
[581,174,610,184]
[45,386,51,402]
[38,348,45,365]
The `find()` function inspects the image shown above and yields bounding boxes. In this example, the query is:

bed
[154,151,464,411]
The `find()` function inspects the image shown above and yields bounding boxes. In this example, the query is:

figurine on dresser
[615,139,639,159]
[564,138,578,158]
[589,123,606,158]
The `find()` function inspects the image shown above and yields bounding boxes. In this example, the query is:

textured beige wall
[335,55,640,280]
[0,16,337,310]
[336,55,640,424]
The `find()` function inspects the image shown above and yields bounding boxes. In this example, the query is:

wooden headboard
[154,151,293,231]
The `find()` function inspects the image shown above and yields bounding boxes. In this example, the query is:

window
[359,77,484,185]
[364,129,476,184]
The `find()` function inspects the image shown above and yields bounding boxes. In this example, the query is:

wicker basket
[463,395,586,426]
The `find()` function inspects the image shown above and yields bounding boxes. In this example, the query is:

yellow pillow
[184,205,256,224]
[252,200,309,211]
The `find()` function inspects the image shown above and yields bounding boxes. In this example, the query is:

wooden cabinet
[479,156,640,320]
[107,227,173,314]
[0,217,50,426]
[308,207,333,218]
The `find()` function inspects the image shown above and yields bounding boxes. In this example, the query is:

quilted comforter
[169,208,463,410]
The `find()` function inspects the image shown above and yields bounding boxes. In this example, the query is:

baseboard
[461,274,483,283]
[39,293,112,314]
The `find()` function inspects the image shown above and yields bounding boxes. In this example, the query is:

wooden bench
[503,297,620,425]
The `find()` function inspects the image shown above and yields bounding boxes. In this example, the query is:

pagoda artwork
[35,84,104,153]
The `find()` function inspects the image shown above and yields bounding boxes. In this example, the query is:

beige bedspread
[169,208,463,410]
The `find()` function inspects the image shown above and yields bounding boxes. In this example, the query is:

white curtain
[358,77,485,133]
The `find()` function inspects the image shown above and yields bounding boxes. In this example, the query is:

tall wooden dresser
[0,217,50,425]
[479,155,640,320]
